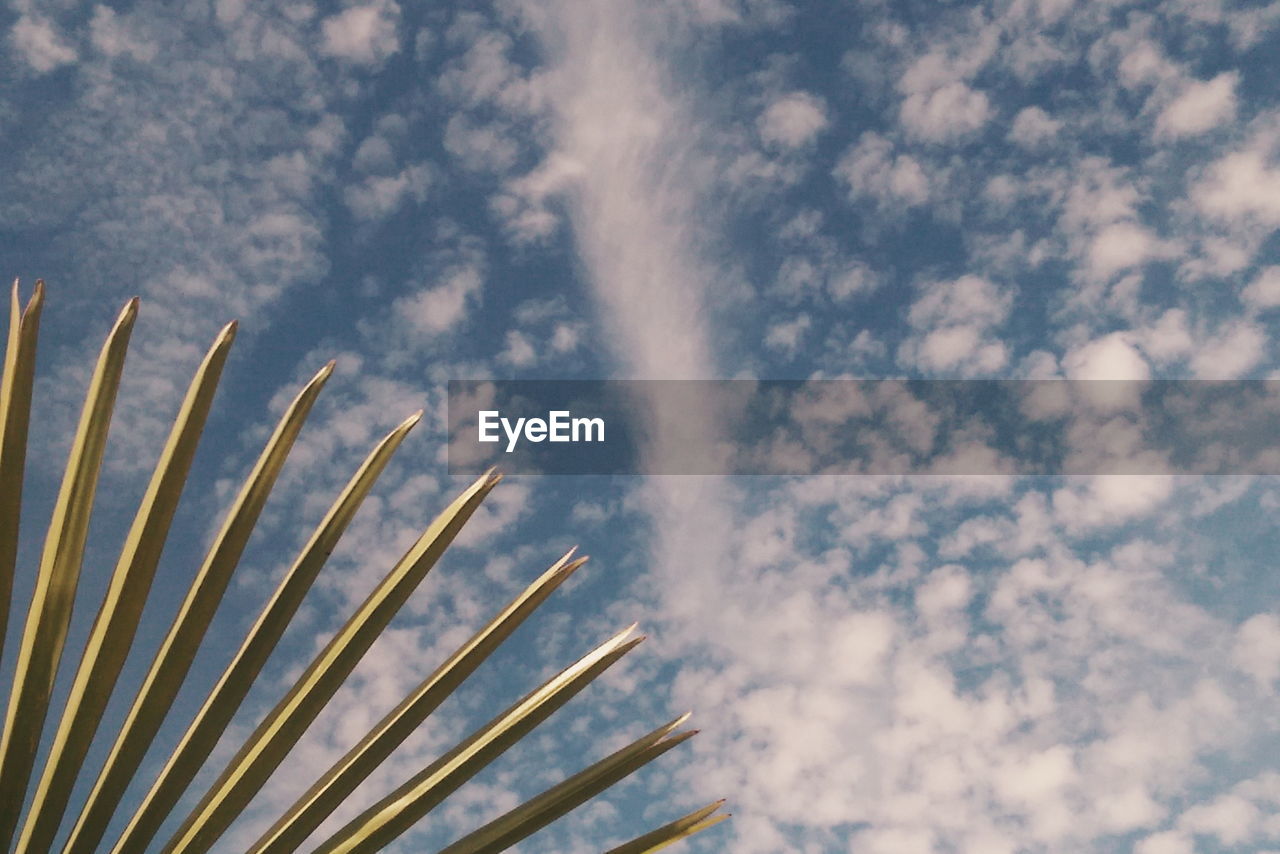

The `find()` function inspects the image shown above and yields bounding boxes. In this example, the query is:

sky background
[2,0,1280,852]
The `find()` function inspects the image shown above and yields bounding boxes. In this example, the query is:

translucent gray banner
[446,380,1280,475]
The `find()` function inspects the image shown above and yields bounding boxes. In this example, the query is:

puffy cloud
[1086,221,1164,280]
[319,1,400,65]
[899,275,1013,375]
[343,164,431,222]
[499,329,537,367]
[756,91,828,148]
[763,314,811,358]
[1051,476,1174,528]
[1134,308,1193,364]
[1135,830,1194,854]
[914,325,1008,373]
[1243,266,1280,310]
[437,23,543,115]
[1061,159,1143,232]
[1062,332,1150,381]
[1117,39,1180,89]
[9,14,77,72]
[907,274,1012,329]
[896,35,996,141]
[901,80,991,141]
[443,114,521,173]
[391,265,483,338]
[1179,792,1262,846]
[1231,613,1280,687]
[1008,105,1062,147]
[835,132,930,208]
[1188,319,1265,378]
[1194,146,1280,227]
[89,5,157,62]
[1156,72,1239,138]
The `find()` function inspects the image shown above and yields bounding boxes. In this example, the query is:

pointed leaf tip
[25,285,45,317]
[304,360,337,387]
[115,297,140,328]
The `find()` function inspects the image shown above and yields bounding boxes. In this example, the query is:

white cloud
[499,329,537,367]
[1188,319,1265,378]
[319,1,400,65]
[1086,221,1162,280]
[89,5,157,62]
[899,275,1012,375]
[550,322,581,353]
[1135,830,1194,854]
[915,565,972,620]
[1062,332,1150,381]
[1179,792,1262,845]
[443,114,521,173]
[1051,476,1174,529]
[1194,146,1280,227]
[1134,308,1193,364]
[1118,40,1180,89]
[835,132,930,208]
[763,314,810,358]
[912,324,1009,373]
[660,471,1271,852]
[352,134,396,174]
[1243,266,1280,310]
[901,80,991,141]
[1156,72,1239,138]
[1231,613,1280,687]
[1008,105,1062,147]
[9,14,77,73]
[491,153,583,244]
[756,91,828,148]
[392,266,483,338]
[907,274,1012,329]
[343,164,430,222]
[1059,157,1144,238]
[896,34,996,142]
[437,23,543,115]
[829,262,879,301]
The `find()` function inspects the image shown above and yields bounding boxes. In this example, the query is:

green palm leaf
[0,285,729,854]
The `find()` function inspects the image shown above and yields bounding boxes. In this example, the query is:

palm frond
[0,285,728,854]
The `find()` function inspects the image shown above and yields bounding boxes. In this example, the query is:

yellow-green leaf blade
[61,360,334,854]
[248,549,587,854]
[14,320,237,854]
[310,624,645,854]
[436,714,697,854]
[0,280,44,668]
[160,470,501,854]
[108,409,422,854]
[0,296,137,852]
[603,801,730,854]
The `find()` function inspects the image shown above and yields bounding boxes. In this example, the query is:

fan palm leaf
[0,282,727,854]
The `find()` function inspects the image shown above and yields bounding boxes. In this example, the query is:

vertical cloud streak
[524,0,737,644]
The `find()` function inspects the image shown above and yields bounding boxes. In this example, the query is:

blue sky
[3,0,1280,852]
